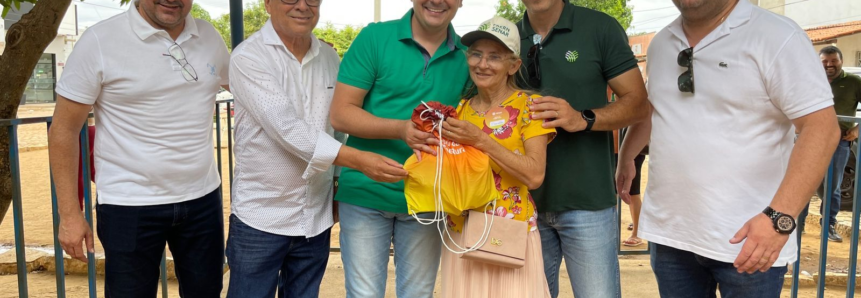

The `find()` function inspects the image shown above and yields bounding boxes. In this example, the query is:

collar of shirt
[395,9,462,53]
[520,0,575,40]
[667,0,752,51]
[128,3,199,44]
[260,20,322,63]
[833,70,848,83]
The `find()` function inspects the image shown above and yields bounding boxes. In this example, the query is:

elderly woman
[440,16,555,297]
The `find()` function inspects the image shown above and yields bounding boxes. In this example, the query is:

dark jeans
[650,243,787,298]
[798,140,851,233]
[96,188,225,298]
[226,214,331,298]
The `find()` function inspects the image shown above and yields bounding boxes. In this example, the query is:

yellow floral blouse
[447,91,556,232]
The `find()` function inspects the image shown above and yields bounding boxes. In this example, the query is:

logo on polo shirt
[565,50,578,63]
[207,63,217,76]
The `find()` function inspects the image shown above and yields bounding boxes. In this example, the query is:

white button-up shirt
[229,20,343,237]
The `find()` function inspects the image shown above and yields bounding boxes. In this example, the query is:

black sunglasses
[677,47,694,93]
[526,44,541,88]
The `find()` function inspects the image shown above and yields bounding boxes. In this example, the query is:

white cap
[461,15,521,56]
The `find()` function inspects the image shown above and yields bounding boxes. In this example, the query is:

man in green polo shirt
[329,0,468,296]
[803,46,861,243]
[518,0,649,297]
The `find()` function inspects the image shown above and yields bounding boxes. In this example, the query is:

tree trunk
[0,0,73,226]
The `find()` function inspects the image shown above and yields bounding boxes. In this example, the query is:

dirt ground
[2,106,860,297]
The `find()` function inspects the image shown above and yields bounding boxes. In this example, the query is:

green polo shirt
[831,70,861,131]
[335,10,470,213]
[517,1,638,212]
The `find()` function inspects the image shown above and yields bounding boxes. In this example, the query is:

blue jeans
[96,188,224,298]
[225,215,331,298]
[538,207,621,298]
[650,243,787,298]
[825,140,850,225]
[798,140,850,232]
[338,202,442,298]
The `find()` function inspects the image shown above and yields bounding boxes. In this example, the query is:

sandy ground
[2,105,860,297]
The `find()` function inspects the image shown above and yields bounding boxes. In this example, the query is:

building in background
[628,32,655,79]
[806,21,861,67]
[1,2,79,105]
[750,0,860,28]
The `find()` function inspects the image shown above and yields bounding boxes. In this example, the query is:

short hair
[820,46,843,60]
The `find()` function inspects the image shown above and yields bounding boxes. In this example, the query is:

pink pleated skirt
[440,230,552,298]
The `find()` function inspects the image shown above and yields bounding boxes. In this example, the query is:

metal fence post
[9,123,29,298]
[818,163,834,298]
[846,139,861,297]
[78,125,97,298]
[46,121,67,298]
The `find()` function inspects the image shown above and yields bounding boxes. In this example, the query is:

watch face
[583,110,596,120]
[776,215,795,232]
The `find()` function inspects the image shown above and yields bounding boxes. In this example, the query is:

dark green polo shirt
[335,10,470,213]
[517,1,638,212]
[831,70,861,131]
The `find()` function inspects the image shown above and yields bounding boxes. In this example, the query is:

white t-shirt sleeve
[55,30,104,105]
[208,22,230,86]
[765,30,834,120]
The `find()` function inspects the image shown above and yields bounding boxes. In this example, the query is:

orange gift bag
[403,101,497,218]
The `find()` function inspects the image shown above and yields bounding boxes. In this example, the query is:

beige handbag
[459,210,528,269]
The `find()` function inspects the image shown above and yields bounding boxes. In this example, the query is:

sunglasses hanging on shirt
[526,34,542,88]
[163,43,199,82]
[677,47,694,93]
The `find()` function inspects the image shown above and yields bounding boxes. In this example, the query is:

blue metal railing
[2,99,235,298]
[3,103,859,296]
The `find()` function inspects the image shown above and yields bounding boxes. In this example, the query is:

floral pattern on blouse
[447,91,556,232]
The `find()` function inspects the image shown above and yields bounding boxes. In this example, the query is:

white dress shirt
[229,20,343,237]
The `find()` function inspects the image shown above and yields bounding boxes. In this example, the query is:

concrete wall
[755,0,785,16]
[58,4,77,36]
[783,0,861,28]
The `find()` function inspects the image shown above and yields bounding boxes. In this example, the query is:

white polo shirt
[641,0,833,266]
[56,5,230,206]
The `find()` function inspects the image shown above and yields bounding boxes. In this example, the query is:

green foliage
[0,0,33,18]
[210,0,362,56]
[495,0,633,30]
[190,3,211,23]
[495,0,526,24]
[312,22,362,58]
[211,0,269,50]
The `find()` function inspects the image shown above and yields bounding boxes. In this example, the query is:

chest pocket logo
[565,50,579,63]
[207,63,217,76]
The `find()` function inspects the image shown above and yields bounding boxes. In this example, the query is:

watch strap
[582,110,595,132]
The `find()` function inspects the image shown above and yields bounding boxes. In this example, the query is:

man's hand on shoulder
[529,96,586,132]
